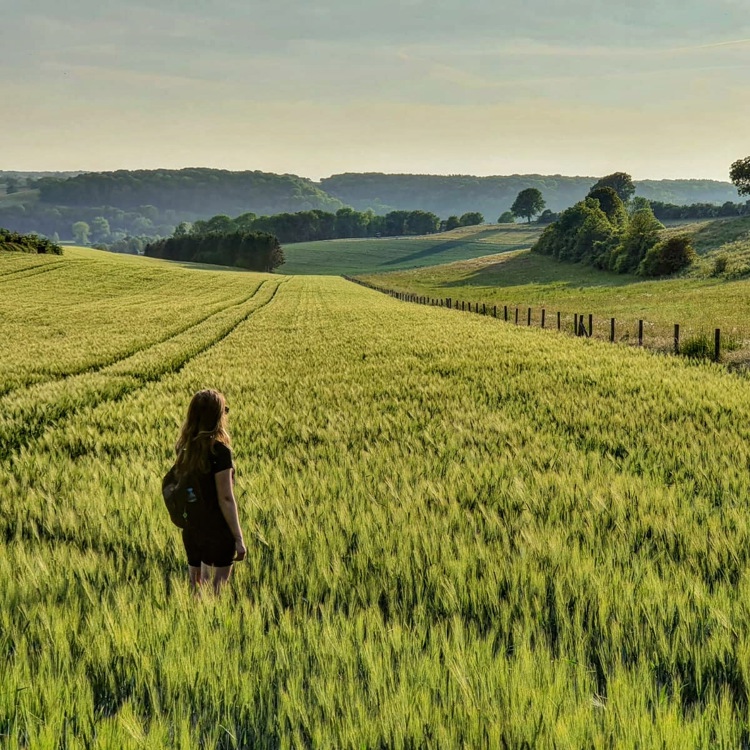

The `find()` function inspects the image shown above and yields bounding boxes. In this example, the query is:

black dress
[181,442,236,566]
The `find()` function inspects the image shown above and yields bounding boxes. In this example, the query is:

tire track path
[0,279,287,459]
[0,280,267,398]
[0,260,68,282]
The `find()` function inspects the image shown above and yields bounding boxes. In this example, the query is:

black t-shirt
[192,442,234,540]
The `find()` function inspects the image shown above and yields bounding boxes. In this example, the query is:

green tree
[638,235,696,277]
[590,172,636,203]
[72,221,90,245]
[586,187,628,227]
[511,189,545,223]
[335,207,369,238]
[459,212,484,227]
[234,212,257,232]
[730,156,750,196]
[445,215,461,230]
[610,206,664,273]
[498,211,515,224]
[405,211,440,235]
[90,216,111,243]
[173,222,192,237]
[204,215,236,234]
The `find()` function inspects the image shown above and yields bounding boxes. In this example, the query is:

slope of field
[361,218,750,354]
[6,249,750,745]
[281,224,541,275]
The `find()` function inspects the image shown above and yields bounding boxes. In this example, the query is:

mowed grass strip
[280,224,540,275]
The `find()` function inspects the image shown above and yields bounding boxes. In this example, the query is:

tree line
[144,232,284,272]
[32,168,342,215]
[320,172,741,217]
[177,208,486,245]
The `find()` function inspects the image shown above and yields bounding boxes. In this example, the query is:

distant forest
[320,173,741,217]
[0,168,742,245]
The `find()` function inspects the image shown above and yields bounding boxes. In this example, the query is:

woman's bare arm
[215,468,246,561]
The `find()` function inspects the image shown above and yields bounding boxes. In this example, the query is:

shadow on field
[378,229,500,267]
[436,251,641,290]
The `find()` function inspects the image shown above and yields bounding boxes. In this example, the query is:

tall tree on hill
[590,172,636,204]
[511,189,545,224]
[730,156,750,196]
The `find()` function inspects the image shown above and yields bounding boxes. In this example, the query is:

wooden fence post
[541,309,546,329]
[674,324,680,355]
[504,305,508,322]
[638,320,643,347]
[557,312,561,330]
[588,314,593,338]
[610,318,615,343]
[527,307,532,326]
[574,313,578,335]
[515,308,519,325]
[482,303,486,315]
[715,329,721,362]
[493,305,497,318]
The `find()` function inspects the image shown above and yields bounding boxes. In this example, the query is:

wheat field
[3,248,750,748]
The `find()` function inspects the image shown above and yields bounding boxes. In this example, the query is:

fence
[343,276,730,364]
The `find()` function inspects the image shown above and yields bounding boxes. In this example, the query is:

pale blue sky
[2,0,748,179]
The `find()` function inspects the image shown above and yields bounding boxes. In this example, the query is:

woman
[175,389,246,594]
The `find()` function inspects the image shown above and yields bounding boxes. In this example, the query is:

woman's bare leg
[188,565,202,593]
[211,565,233,594]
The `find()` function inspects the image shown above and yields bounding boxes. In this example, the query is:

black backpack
[162,464,203,529]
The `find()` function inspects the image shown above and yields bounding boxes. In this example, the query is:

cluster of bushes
[533,190,696,277]
[0,228,62,254]
[180,208,485,245]
[144,232,284,272]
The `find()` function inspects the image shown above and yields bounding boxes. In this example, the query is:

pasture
[280,224,540,275]
[4,247,750,747]
[361,258,750,361]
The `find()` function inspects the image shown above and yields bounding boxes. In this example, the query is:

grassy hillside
[362,217,750,354]
[7,248,750,744]
[281,224,541,275]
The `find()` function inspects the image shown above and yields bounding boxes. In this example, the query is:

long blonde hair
[175,389,231,475]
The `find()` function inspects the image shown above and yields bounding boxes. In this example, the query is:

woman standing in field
[175,389,246,594]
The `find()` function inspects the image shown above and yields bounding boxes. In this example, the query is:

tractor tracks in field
[0,259,69,282]
[0,281,269,399]
[0,278,288,461]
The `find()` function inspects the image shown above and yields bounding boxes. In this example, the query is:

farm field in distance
[280,224,540,275]
[7,247,750,746]
[361,217,750,358]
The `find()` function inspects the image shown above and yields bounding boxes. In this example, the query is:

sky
[2,0,749,181]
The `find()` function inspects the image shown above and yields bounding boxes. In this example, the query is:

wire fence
[343,275,750,367]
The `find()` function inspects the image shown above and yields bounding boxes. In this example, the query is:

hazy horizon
[4,1,749,182]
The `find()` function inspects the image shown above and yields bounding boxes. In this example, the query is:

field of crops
[281,224,540,275]
[361,245,750,361]
[6,247,750,747]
